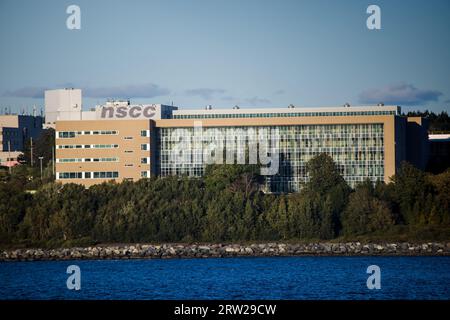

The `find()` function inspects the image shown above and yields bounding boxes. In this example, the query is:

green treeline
[1,154,449,248]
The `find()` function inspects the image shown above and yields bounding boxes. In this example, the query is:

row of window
[1,131,19,136]
[58,171,119,179]
[57,171,151,179]
[173,110,397,119]
[58,130,118,138]
[160,125,384,136]
[57,130,150,138]
[57,144,119,149]
[57,157,119,163]
[56,157,151,163]
[57,144,150,150]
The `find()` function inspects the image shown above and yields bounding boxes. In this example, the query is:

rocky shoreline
[1,242,449,261]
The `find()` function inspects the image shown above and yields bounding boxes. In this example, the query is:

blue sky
[0,0,449,114]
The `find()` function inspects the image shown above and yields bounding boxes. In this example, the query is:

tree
[23,128,55,167]
[305,153,349,196]
[204,164,261,196]
[342,180,394,236]
[0,182,30,243]
[20,183,63,242]
[427,170,450,225]
[299,154,351,239]
[288,193,319,239]
[391,162,431,224]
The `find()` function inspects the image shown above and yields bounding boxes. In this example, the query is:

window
[92,144,119,149]
[141,171,148,178]
[59,172,82,179]
[58,158,82,163]
[141,158,148,164]
[58,131,76,138]
[59,130,118,137]
[92,171,119,179]
[158,123,385,191]
[141,144,148,150]
[141,130,148,137]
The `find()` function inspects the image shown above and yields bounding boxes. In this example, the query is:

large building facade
[56,119,153,187]
[54,98,428,192]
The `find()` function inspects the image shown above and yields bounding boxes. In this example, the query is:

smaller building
[428,134,450,173]
[0,151,22,167]
[0,115,44,153]
[44,88,82,128]
[55,119,153,187]
[405,117,430,171]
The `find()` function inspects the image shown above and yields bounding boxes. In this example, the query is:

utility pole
[52,146,55,177]
[39,156,44,180]
[8,140,11,174]
[30,137,33,167]
[30,137,33,166]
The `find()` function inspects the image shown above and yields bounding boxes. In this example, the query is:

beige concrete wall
[55,120,151,187]
[0,115,19,128]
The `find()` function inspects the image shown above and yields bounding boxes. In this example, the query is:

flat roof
[173,105,400,115]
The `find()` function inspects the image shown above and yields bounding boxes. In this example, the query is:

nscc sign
[99,105,157,119]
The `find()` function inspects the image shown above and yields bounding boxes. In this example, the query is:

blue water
[0,257,449,300]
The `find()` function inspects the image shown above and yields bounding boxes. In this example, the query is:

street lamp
[38,156,44,179]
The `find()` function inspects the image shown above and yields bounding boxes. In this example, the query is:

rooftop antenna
[33,105,37,117]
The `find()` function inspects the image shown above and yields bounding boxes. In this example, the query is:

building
[157,105,426,192]
[0,151,22,167]
[427,134,450,173]
[44,88,82,128]
[0,115,44,167]
[55,98,429,192]
[56,119,153,187]
[405,117,430,170]
[0,114,44,167]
